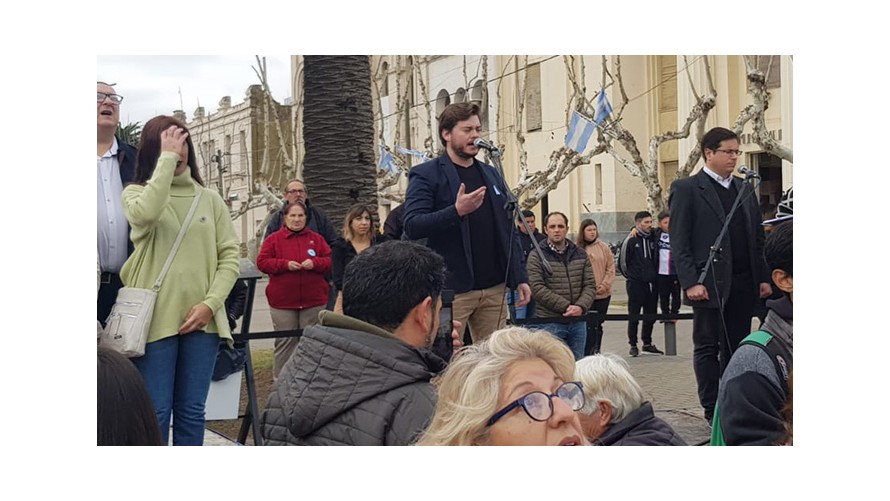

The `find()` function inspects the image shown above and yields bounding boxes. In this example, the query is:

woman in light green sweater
[121,115,240,446]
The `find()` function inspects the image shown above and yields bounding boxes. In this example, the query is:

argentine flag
[378,146,397,174]
[565,110,595,153]
[594,89,613,126]
[395,145,430,161]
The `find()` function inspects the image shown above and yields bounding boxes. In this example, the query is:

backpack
[615,238,627,277]
[710,330,792,446]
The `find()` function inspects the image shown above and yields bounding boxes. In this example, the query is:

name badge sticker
[308,249,317,257]
[493,185,501,196]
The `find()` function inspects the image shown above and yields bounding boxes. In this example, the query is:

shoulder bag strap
[151,190,204,292]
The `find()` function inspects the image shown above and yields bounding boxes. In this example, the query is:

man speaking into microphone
[404,102,530,343]
[668,126,772,424]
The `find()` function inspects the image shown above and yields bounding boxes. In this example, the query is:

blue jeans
[537,321,587,360]
[132,331,219,445]
[506,289,536,320]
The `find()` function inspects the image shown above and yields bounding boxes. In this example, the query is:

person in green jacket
[121,115,240,446]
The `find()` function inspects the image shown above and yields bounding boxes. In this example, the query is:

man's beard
[452,145,476,160]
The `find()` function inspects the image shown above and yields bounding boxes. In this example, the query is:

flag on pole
[378,146,397,174]
[395,145,430,161]
[593,89,613,126]
[565,110,595,153]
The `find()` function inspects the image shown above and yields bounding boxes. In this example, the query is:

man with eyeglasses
[668,126,772,424]
[264,179,337,245]
[97,81,137,327]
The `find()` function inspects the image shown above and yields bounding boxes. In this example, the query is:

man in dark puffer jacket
[527,212,596,360]
[576,353,686,446]
[261,241,452,446]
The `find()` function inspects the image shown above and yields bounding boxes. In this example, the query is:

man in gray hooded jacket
[261,241,451,445]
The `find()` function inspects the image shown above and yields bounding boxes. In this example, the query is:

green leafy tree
[116,121,142,146]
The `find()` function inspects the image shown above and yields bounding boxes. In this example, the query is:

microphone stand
[485,147,552,278]
[697,174,759,286]
[697,172,760,357]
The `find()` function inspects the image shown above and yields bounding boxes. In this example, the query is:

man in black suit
[97,81,137,325]
[668,127,772,422]
[404,102,530,343]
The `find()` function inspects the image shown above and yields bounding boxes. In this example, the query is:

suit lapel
[440,155,461,198]
[439,156,475,271]
[696,170,726,223]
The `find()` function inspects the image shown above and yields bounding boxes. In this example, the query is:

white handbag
[100,192,203,357]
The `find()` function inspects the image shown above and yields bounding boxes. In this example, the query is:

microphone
[738,165,760,179]
[473,138,500,153]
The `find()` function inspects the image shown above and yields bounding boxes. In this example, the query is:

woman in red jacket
[257,201,331,380]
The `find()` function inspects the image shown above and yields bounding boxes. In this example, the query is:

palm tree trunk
[302,55,378,229]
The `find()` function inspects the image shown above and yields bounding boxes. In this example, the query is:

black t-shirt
[455,162,506,289]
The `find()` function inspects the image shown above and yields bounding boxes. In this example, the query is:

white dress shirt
[702,165,733,189]
[97,138,128,273]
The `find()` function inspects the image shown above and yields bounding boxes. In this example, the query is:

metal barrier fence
[234,311,694,355]
[229,260,695,444]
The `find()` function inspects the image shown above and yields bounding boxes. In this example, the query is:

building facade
[360,55,792,244]
[184,84,294,255]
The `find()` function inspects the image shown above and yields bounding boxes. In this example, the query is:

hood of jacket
[762,295,793,348]
[276,312,446,439]
[594,402,686,446]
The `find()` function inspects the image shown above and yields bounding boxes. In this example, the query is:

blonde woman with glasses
[416,327,587,446]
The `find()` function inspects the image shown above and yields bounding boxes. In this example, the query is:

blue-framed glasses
[486,381,585,427]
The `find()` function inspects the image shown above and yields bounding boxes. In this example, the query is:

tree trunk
[302,56,378,229]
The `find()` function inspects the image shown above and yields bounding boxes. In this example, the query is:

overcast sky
[97,55,292,126]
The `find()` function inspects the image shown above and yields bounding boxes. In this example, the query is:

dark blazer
[403,154,528,294]
[117,139,138,256]
[383,203,407,241]
[668,170,769,309]
[118,140,137,184]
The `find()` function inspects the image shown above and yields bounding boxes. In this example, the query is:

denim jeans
[132,331,219,446]
[506,289,536,320]
[537,321,587,360]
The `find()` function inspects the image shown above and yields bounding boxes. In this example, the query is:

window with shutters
[526,63,542,132]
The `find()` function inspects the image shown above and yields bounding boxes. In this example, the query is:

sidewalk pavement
[211,275,713,445]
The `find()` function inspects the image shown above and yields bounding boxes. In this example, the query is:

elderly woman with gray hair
[575,353,686,445]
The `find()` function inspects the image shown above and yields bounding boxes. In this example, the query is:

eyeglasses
[715,149,742,157]
[97,92,124,105]
[486,381,585,427]
[285,189,306,195]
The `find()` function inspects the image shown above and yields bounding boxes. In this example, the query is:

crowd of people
[98,86,792,446]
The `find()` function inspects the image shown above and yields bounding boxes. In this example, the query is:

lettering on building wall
[740,129,783,145]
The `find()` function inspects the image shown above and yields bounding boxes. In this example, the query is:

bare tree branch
[740,55,793,163]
